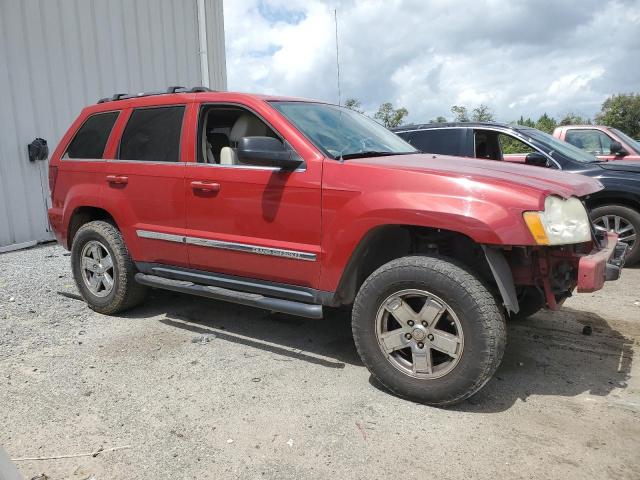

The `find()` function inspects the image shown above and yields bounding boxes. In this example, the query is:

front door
[185,104,322,288]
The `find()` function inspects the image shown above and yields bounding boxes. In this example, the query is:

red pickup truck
[553,125,640,161]
[48,87,625,406]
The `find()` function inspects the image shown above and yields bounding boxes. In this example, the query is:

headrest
[229,114,268,141]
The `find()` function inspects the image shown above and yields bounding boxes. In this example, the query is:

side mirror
[237,136,303,170]
[525,151,549,168]
[28,138,49,162]
[609,140,627,156]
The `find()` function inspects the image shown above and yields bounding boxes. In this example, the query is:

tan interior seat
[220,114,268,165]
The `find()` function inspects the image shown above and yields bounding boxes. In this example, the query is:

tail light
[48,165,58,196]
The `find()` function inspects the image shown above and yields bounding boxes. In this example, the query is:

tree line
[345,93,640,138]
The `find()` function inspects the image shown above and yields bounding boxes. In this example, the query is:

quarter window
[119,106,185,162]
[565,129,613,155]
[64,111,119,159]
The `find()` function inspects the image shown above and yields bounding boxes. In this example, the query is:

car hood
[597,160,640,173]
[349,153,603,198]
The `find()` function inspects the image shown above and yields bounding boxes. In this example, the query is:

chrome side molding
[136,229,317,262]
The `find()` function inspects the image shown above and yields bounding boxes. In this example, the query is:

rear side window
[400,129,467,156]
[119,106,185,162]
[64,111,119,159]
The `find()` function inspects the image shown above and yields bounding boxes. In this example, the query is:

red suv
[48,87,626,406]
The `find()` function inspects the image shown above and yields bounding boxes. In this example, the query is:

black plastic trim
[135,262,336,306]
[482,246,519,314]
[135,273,323,319]
[97,86,214,104]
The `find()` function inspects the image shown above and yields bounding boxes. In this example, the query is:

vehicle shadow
[123,291,634,412]
[123,290,361,369]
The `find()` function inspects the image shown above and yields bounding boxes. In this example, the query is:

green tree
[344,98,364,114]
[595,93,640,138]
[559,113,591,126]
[472,104,495,122]
[429,116,447,123]
[535,113,558,134]
[374,102,409,128]
[516,116,536,128]
[451,105,469,122]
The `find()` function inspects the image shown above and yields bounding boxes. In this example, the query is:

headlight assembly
[523,195,591,245]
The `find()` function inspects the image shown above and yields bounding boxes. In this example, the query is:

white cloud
[223,0,640,123]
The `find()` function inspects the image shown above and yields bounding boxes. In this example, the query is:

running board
[135,273,323,319]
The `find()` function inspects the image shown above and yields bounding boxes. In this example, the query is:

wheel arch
[585,192,640,213]
[67,206,119,248]
[331,224,504,307]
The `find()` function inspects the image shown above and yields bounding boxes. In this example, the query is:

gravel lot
[1,243,639,480]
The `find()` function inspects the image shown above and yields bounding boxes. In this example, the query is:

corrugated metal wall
[0,0,226,251]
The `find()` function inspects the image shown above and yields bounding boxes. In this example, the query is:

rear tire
[352,256,506,406]
[590,204,640,266]
[71,220,148,314]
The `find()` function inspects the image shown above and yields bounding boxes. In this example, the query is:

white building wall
[0,0,226,251]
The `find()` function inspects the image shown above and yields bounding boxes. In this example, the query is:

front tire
[590,204,640,266]
[352,256,506,406]
[71,220,148,314]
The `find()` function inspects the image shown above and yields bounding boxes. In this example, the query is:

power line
[334,9,341,106]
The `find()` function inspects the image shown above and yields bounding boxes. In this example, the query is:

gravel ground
[1,243,639,480]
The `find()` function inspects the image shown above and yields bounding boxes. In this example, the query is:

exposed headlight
[523,196,591,245]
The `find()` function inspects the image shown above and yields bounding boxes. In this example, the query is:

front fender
[319,188,537,292]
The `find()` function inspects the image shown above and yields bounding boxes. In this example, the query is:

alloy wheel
[375,289,464,379]
[80,240,115,297]
[593,215,637,250]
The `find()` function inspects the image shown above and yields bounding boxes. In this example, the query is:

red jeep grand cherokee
[48,87,626,405]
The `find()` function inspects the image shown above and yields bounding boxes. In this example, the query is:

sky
[223,0,640,124]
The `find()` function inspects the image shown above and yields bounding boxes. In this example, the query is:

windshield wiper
[340,151,414,160]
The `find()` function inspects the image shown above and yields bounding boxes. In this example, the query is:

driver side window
[198,105,284,167]
[565,129,612,155]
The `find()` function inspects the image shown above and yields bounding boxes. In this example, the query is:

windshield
[611,128,640,154]
[520,127,599,163]
[270,101,417,159]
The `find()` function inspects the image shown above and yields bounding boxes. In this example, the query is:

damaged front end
[504,231,627,311]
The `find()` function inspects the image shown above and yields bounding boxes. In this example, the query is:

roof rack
[97,86,214,103]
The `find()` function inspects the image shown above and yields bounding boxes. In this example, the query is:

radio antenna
[334,9,342,106]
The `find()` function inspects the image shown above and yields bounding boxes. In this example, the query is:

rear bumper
[47,207,67,248]
[577,232,627,293]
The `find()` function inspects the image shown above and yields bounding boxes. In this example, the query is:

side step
[135,273,323,319]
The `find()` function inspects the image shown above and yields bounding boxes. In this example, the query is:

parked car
[394,122,640,265]
[553,125,640,161]
[48,89,625,406]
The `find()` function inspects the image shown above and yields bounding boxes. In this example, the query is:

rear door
[184,102,322,288]
[102,104,189,267]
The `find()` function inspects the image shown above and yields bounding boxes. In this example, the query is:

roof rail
[97,86,215,103]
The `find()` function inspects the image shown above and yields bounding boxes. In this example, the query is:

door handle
[191,181,220,193]
[106,175,129,185]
